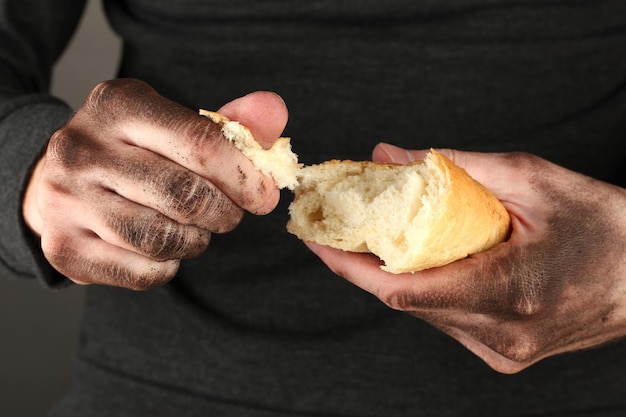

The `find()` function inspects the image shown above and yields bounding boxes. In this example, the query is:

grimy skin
[23,78,288,290]
[308,144,626,373]
[23,78,626,374]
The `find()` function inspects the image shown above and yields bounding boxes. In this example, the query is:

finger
[87,190,211,261]
[305,242,425,309]
[41,223,179,290]
[80,79,278,215]
[306,241,521,315]
[305,242,554,373]
[37,165,188,288]
[45,158,215,261]
[95,144,244,233]
[217,91,289,149]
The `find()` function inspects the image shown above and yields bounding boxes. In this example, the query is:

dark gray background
[0,1,120,415]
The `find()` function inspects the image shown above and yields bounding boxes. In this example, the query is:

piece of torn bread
[201,110,510,273]
[199,109,301,190]
[286,151,511,273]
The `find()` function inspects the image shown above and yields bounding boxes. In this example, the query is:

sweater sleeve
[0,0,88,287]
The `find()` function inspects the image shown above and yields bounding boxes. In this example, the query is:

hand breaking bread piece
[286,150,511,273]
[199,109,302,190]
[199,109,509,273]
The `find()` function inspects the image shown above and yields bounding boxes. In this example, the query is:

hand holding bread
[207,111,511,273]
[23,80,288,289]
[307,146,626,374]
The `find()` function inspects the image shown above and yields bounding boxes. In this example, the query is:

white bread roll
[286,151,510,273]
[200,110,510,274]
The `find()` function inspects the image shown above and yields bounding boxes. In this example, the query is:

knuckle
[509,267,549,318]
[148,223,209,261]
[87,79,153,106]
[379,288,413,311]
[140,221,186,261]
[481,250,548,318]
[185,117,224,154]
[491,333,541,364]
[85,80,114,107]
[41,231,74,273]
[47,128,84,168]
[175,117,232,175]
[160,169,244,231]
[162,170,213,222]
[84,80,123,111]
[84,79,157,120]
[111,212,210,261]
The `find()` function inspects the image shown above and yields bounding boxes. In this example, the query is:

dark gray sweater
[2,0,626,416]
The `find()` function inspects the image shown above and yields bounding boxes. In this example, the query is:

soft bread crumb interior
[288,161,429,260]
[199,109,301,190]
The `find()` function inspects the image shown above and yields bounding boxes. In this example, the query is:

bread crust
[287,150,511,273]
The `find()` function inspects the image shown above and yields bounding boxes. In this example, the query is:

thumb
[218,91,289,149]
[372,142,430,164]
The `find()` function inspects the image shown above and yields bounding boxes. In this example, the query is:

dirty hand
[307,144,626,373]
[23,78,288,289]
